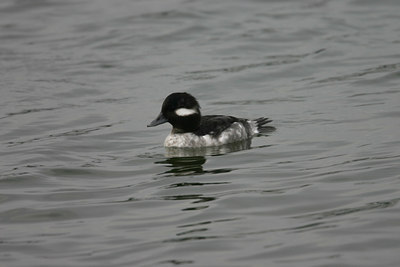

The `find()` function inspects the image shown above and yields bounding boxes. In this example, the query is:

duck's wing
[195,115,244,137]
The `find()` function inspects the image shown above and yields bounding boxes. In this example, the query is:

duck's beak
[147,112,168,127]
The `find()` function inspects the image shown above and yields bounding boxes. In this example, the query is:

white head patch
[175,108,197,116]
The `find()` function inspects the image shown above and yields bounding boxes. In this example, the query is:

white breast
[164,122,253,147]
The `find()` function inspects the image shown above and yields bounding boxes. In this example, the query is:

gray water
[1,0,400,266]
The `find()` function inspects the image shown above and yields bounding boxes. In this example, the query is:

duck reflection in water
[153,140,258,211]
[155,140,252,176]
[155,156,232,205]
[156,154,234,177]
[156,155,207,177]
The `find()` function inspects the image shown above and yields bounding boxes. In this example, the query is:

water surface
[1,0,400,266]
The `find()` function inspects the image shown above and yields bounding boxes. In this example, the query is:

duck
[147,92,273,147]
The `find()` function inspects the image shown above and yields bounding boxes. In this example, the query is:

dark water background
[1,0,400,266]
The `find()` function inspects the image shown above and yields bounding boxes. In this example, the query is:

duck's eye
[175,108,197,116]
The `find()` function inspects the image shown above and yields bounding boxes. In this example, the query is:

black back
[194,115,249,137]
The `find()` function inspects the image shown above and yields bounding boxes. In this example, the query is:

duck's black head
[147,92,201,133]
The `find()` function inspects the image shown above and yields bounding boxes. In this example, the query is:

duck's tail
[253,117,275,134]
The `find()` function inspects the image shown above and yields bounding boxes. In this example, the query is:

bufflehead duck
[147,92,273,147]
